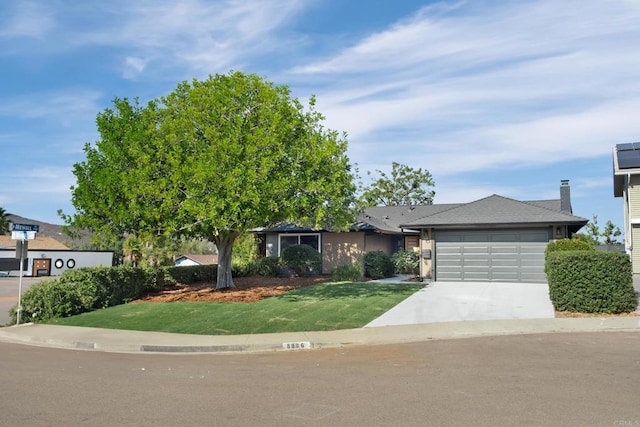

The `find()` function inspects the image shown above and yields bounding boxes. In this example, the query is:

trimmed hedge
[280,244,322,276]
[251,256,280,277]
[12,265,176,323]
[545,251,636,313]
[364,250,394,279]
[164,264,218,284]
[545,238,595,254]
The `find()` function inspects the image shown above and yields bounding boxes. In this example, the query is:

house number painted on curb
[282,341,312,350]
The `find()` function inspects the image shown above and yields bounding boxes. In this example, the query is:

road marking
[0,297,17,302]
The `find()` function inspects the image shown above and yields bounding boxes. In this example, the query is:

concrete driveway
[365,281,555,327]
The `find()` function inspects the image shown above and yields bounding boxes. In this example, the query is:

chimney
[560,180,571,213]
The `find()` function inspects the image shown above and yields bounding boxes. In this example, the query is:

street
[0,331,638,426]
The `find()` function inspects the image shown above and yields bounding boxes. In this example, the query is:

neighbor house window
[278,234,321,254]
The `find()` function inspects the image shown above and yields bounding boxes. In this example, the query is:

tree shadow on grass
[276,282,421,302]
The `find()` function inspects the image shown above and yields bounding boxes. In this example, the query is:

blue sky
[1,0,639,234]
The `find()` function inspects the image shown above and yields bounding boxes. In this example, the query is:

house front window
[279,234,320,254]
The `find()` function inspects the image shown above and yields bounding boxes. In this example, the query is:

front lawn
[49,281,423,335]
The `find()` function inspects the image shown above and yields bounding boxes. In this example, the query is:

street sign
[11,231,36,240]
[11,223,40,232]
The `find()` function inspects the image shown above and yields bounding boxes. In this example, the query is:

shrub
[280,244,322,276]
[545,238,595,254]
[545,251,636,313]
[331,263,364,282]
[251,256,280,277]
[391,250,420,275]
[165,265,217,284]
[143,267,176,293]
[363,251,394,278]
[12,278,98,322]
[10,265,180,323]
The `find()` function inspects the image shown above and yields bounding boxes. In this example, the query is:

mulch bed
[133,276,330,303]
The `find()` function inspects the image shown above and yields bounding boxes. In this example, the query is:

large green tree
[67,71,355,289]
[358,162,435,207]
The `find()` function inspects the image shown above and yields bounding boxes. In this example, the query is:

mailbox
[421,249,431,259]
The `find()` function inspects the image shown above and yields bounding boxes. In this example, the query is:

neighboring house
[174,254,218,267]
[0,235,113,276]
[256,181,587,282]
[613,142,640,273]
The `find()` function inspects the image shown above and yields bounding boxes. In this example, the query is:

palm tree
[0,207,10,235]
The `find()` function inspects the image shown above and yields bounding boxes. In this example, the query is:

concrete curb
[1,317,639,354]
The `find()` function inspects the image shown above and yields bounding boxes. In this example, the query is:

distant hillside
[6,214,93,249]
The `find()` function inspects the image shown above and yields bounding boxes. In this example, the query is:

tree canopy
[66,71,356,288]
[0,207,10,235]
[358,162,435,207]
[579,215,622,245]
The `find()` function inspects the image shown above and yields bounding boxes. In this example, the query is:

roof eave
[398,220,589,229]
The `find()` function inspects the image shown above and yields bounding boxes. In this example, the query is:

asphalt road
[0,331,638,426]
[0,277,50,325]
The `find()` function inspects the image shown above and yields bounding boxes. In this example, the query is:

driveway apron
[365,281,555,327]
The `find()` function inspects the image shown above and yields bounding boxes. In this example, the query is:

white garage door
[435,229,551,283]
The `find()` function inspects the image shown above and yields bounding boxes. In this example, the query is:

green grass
[48,281,423,335]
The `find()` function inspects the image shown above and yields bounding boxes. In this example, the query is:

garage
[435,229,551,283]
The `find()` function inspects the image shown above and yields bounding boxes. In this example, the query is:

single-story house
[256,181,588,282]
[613,142,640,273]
[0,235,113,276]
[174,254,218,267]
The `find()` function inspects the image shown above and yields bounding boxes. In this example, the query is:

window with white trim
[278,233,321,254]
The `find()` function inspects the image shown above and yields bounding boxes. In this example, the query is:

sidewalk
[1,317,639,354]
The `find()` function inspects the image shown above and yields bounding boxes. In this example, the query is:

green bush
[251,256,281,277]
[280,244,322,276]
[545,251,636,313]
[10,265,180,323]
[165,264,218,284]
[545,238,595,254]
[143,267,176,293]
[363,250,394,278]
[331,263,364,282]
[391,250,419,275]
[11,278,98,322]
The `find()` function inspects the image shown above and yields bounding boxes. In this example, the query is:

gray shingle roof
[358,204,461,233]
[255,193,587,235]
[399,194,588,228]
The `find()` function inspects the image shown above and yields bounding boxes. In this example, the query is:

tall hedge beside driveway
[545,251,636,313]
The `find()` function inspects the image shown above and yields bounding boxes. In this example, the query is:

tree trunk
[214,231,239,290]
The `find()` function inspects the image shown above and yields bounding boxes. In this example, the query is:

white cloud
[291,0,640,178]
[0,1,55,38]
[0,166,75,194]
[0,89,103,125]
[122,57,147,79]
[9,0,309,78]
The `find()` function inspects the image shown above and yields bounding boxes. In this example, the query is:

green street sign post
[11,223,39,325]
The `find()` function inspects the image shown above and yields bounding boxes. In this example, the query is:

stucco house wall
[364,234,394,255]
[321,231,365,274]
